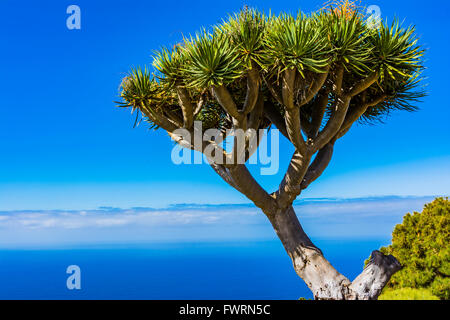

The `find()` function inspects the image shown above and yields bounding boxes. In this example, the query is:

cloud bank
[0,196,438,247]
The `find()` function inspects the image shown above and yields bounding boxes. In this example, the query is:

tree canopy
[119,2,425,135]
[380,197,450,300]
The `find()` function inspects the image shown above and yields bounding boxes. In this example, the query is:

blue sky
[0,0,449,214]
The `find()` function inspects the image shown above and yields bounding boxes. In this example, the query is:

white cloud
[0,196,439,247]
[0,205,257,230]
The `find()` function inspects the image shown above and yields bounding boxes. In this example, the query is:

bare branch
[242,68,261,115]
[300,113,312,138]
[337,94,387,138]
[248,94,265,130]
[163,109,184,128]
[275,151,312,207]
[348,251,402,300]
[298,69,329,107]
[212,85,243,122]
[313,96,350,152]
[333,65,344,95]
[176,86,194,128]
[308,89,330,139]
[301,142,335,190]
[285,107,307,154]
[263,75,283,106]
[282,68,296,109]
[347,72,379,97]
[139,102,179,132]
[263,101,289,140]
[193,94,206,118]
[210,162,242,192]
[278,66,309,154]
[168,127,230,166]
[228,164,277,215]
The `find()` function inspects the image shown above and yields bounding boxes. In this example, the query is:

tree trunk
[267,206,402,300]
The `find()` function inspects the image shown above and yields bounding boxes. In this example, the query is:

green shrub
[379,288,439,300]
[380,197,449,299]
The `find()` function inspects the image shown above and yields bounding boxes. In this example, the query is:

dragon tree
[118,2,425,300]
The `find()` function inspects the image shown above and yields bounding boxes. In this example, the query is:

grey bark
[348,251,402,300]
[267,205,401,300]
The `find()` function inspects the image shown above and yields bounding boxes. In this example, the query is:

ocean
[0,239,389,300]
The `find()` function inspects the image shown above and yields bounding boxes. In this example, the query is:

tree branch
[298,69,329,107]
[348,251,402,300]
[163,109,184,128]
[337,94,387,138]
[228,164,277,215]
[263,75,283,106]
[248,94,265,130]
[212,85,243,122]
[313,96,350,152]
[301,141,335,190]
[347,72,379,97]
[193,94,206,118]
[282,68,296,109]
[176,86,194,128]
[210,162,242,192]
[139,102,179,132]
[333,65,344,95]
[168,127,230,167]
[308,89,330,139]
[275,151,312,208]
[263,101,289,140]
[285,107,307,154]
[300,113,313,139]
[242,67,261,114]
